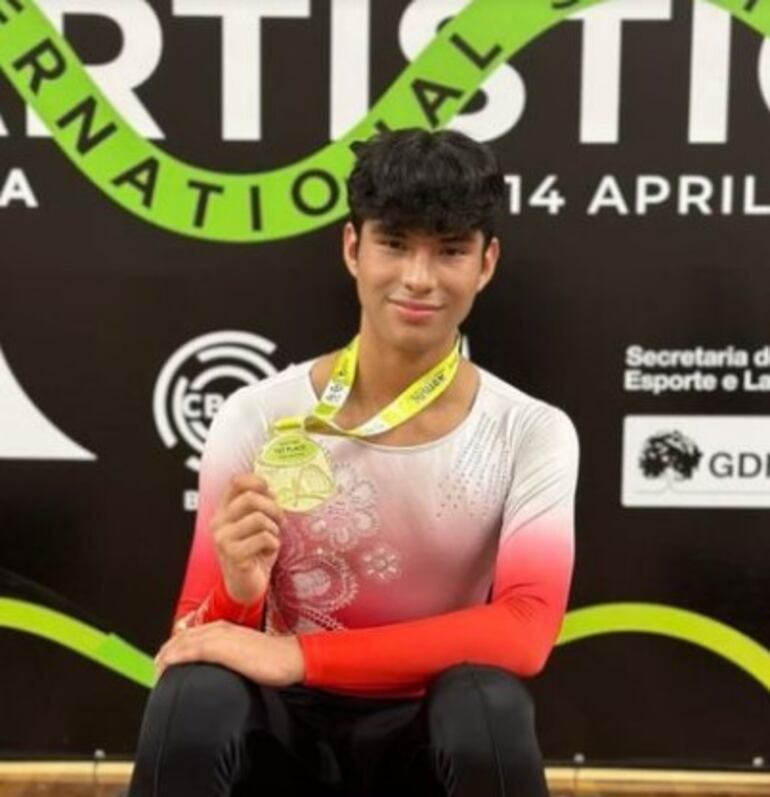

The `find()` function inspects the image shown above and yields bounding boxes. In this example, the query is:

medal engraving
[256,430,336,512]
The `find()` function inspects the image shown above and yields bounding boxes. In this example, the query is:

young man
[129,129,579,797]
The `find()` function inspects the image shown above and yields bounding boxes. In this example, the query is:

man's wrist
[222,583,267,608]
[222,569,269,606]
[206,574,266,625]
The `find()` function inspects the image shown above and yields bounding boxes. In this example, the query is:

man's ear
[476,236,500,293]
[342,221,359,279]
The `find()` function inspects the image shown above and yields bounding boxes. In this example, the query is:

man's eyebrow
[371,222,406,237]
[439,232,476,243]
[368,224,476,242]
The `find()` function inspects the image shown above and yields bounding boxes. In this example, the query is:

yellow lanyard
[273,334,461,439]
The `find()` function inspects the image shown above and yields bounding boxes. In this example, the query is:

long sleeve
[296,404,579,698]
[172,386,271,633]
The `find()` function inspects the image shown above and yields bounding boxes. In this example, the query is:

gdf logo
[622,415,770,508]
[153,331,279,472]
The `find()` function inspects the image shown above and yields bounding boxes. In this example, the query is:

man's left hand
[154,621,306,686]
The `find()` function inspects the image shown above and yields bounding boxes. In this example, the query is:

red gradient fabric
[172,361,579,698]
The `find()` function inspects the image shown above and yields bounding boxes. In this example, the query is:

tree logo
[639,430,703,481]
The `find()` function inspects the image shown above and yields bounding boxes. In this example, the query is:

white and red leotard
[174,359,580,699]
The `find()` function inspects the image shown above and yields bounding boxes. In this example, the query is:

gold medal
[256,421,336,512]
[255,334,462,513]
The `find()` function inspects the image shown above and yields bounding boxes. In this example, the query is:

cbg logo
[153,331,278,472]
[622,416,770,508]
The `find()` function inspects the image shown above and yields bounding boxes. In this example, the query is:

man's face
[342,219,499,353]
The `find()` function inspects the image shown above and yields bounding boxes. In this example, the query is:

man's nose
[401,250,436,292]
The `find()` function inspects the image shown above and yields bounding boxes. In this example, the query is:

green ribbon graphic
[2,598,768,693]
[0,598,154,687]
[560,603,770,692]
[1,0,768,241]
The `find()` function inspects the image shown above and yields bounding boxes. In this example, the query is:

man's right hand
[210,473,286,605]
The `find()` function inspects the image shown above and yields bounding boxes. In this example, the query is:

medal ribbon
[273,334,461,439]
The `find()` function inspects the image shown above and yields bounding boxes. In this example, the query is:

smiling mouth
[389,300,441,311]
[388,300,442,323]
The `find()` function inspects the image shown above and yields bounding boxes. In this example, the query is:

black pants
[127,662,549,797]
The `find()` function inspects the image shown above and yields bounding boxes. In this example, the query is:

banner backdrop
[1,0,768,767]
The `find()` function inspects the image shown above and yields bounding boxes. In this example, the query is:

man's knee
[426,663,537,742]
[423,664,548,797]
[143,663,267,755]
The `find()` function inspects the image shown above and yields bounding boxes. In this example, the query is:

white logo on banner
[622,415,770,508]
[0,345,96,460]
[153,331,279,473]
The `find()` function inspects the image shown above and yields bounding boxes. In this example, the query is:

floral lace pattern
[266,450,403,634]
[357,543,402,583]
[305,460,379,550]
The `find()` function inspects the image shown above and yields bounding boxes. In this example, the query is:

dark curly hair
[346,128,505,244]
